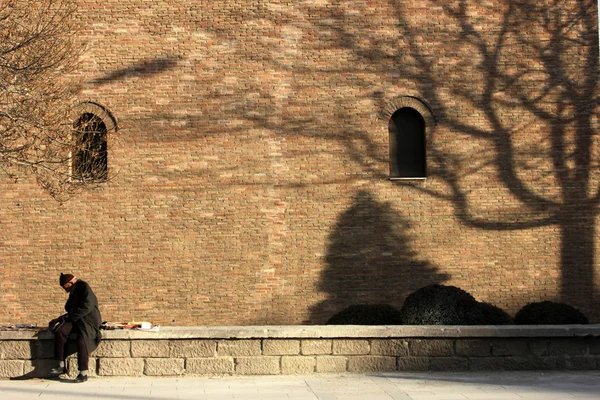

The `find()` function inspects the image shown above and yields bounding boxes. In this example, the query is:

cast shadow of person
[309,190,450,323]
[10,330,80,381]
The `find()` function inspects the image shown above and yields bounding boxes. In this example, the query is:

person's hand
[48,317,62,328]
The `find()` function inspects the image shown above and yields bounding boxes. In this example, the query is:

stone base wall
[2,326,600,378]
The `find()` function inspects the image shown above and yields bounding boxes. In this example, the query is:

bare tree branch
[0,0,113,200]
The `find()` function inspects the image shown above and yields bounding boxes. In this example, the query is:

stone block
[537,356,562,370]
[371,340,408,356]
[92,341,130,358]
[301,340,332,355]
[23,359,58,378]
[347,356,396,372]
[409,340,454,357]
[469,356,541,371]
[218,340,261,356]
[332,340,369,355]
[529,340,549,356]
[0,341,32,360]
[263,340,300,355]
[397,357,430,371]
[430,357,469,371]
[315,356,347,373]
[34,340,54,359]
[235,356,280,375]
[468,357,501,371]
[492,339,529,356]
[0,360,24,378]
[65,356,97,379]
[170,340,216,358]
[532,356,561,370]
[98,358,144,376]
[456,339,491,357]
[564,356,597,370]
[548,338,588,356]
[131,341,170,358]
[589,338,600,355]
[281,356,315,374]
[186,357,234,375]
[144,358,184,376]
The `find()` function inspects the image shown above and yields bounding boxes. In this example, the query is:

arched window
[72,113,108,181]
[389,107,426,179]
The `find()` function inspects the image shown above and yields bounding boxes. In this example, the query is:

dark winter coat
[64,280,102,353]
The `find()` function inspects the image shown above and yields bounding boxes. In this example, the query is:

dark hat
[60,273,75,286]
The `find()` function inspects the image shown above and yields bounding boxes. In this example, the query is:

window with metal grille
[72,113,108,181]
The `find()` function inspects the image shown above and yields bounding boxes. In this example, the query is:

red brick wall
[1,0,598,325]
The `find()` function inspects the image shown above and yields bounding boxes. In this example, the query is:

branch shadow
[91,56,182,85]
[380,0,600,316]
[74,1,599,321]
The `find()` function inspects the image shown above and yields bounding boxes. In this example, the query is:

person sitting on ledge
[48,273,102,383]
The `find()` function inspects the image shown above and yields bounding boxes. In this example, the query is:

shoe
[74,373,88,383]
[49,366,65,375]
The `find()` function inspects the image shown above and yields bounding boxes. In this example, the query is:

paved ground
[1,371,599,399]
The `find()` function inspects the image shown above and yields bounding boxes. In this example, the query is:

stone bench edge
[2,325,600,340]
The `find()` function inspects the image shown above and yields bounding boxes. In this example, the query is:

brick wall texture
[1,0,599,325]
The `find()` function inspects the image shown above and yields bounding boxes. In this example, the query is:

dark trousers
[54,322,89,371]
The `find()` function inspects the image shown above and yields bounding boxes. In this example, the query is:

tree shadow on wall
[309,190,450,323]
[91,56,182,85]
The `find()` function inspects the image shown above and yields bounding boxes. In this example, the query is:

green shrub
[326,304,402,325]
[471,302,513,325]
[399,284,480,325]
[514,301,588,325]
[399,284,512,325]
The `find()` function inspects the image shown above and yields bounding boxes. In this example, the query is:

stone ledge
[1,336,600,377]
[3,325,600,341]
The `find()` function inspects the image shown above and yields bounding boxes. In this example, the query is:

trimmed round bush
[326,304,402,325]
[514,301,588,325]
[399,284,513,325]
[471,302,513,325]
[399,284,480,325]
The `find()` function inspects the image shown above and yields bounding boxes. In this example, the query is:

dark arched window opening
[389,107,426,179]
[73,113,108,181]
